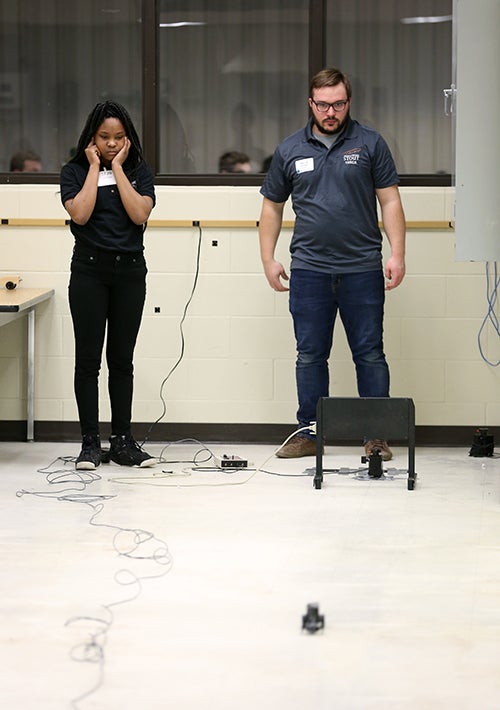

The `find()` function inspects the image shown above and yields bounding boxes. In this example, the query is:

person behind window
[60,100,156,471]
[10,150,42,172]
[218,150,252,174]
[259,67,406,461]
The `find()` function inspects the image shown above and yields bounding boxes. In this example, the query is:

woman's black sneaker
[76,434,102,470]
[109,434,156,468]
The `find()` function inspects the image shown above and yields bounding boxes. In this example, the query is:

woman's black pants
[68,245,147,438]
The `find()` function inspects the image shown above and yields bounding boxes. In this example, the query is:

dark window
[157,0,309,175]
[326,0,453,177]
[0,0,141,174]
[0,0,452,184]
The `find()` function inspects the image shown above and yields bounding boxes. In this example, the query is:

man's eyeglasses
[311,99,349,113]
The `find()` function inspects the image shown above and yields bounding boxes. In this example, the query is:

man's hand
[263,259,289,291]
[384,255,405,290]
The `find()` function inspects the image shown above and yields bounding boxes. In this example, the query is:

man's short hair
[218,150,251,173]
[10,150,42,172]
[309,67,352,100]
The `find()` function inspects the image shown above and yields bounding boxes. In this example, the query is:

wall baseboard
[1,421,498,448]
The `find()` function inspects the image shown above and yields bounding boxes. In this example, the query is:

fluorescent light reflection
[159,21,206,28]
[401,15,452,24]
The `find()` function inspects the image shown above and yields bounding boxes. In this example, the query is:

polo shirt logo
[343,147,361,165]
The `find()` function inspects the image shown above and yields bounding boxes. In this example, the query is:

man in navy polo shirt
[259,67,406,460]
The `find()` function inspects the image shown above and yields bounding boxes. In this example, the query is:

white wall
[0,184,498,431]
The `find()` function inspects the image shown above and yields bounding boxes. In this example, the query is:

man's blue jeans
[289,268,390,432]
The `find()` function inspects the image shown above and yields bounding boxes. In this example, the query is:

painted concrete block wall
[0,185,498,430]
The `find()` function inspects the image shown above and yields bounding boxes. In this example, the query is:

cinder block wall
[0,184,498,437]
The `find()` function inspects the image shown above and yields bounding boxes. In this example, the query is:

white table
[0,287,55,440]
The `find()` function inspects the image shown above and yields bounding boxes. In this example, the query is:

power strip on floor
[213,454,248,468]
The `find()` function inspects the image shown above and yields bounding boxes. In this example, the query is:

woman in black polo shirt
[60,101,156,471]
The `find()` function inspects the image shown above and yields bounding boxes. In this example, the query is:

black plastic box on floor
[314,397,416,491]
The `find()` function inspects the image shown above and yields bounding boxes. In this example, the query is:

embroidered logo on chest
[343,147,362,165]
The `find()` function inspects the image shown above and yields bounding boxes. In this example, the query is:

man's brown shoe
[364,439,393,462]
[276,434,318,458]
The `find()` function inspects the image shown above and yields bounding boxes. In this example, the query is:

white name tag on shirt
[295,157,314,174]
[98,169,116,186]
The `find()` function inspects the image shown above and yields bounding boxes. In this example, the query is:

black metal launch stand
[313,397,417,491]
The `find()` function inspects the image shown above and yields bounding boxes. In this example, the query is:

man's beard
[312,111,349,136]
